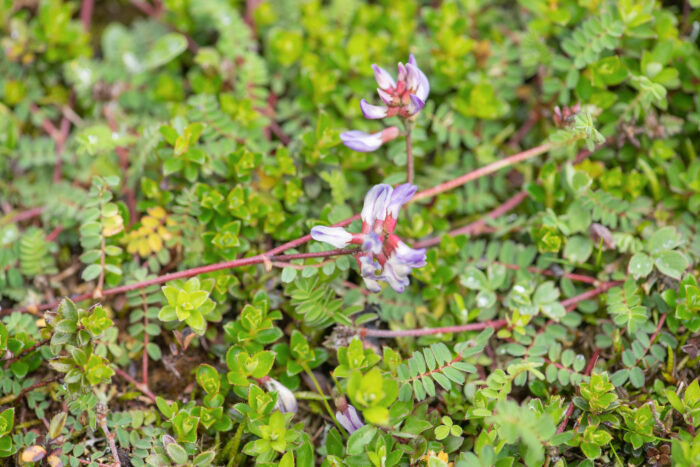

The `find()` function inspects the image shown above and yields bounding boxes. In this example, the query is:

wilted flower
[336,405,364,434]
[310,183,426,293]
[335,398,364,434]
[341,54,430,152]
[263,377,298,415]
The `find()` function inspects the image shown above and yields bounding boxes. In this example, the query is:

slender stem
[113,367,157,402]
[4,207,43,223]
[361,319,508,338]
[96,235,106,298]
[2,248,356,315]
[141,290,149,387]
[633,314,666,366]
[225,422,245,467]
[562,281,622,311]
[4,338,49,369]
[80,0,94,30]
[414,190,529,248]
[411,142,553,202]
[405,122,414,184]
[97,404,121,467]
[301,363,348,438]
[0,376,59,404]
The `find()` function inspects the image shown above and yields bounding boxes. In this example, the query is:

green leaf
[144,33,188,70]
[628,253,653,279]
[346,425,377,455]
[654,250,688,279]
[81,264,103,281]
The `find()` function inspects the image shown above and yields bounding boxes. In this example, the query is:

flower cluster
[340,54,430,152]
[311,183,426,293]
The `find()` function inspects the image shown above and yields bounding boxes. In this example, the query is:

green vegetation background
[1,0,700,466]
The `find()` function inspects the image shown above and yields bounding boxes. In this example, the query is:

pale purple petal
[347,405,364,430]
[405,94,425,116]
[380,261,410,293]
[406,61,430,101]
[359,255,381,278]
[386,183,417,219]
[336,405,365,433]
[394,241,427,269]
[377,88,393,105]
[372,64,395,90]
[362,232,383,255]
[340,130,384,152]
[361,184,392,225]
[362,276,382,293]
[360,99,389,119]
[310,226,353,248]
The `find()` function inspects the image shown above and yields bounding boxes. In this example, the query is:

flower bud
[264,378,297,415]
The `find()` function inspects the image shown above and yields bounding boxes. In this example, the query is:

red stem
[414,190,528,248]
[562,281,622,311]
[113,367,157,402]
[411,143,553,202]
[8,207,44,223]
[2,248,356,315]
[80,0,94,30]
[362,319,508,338]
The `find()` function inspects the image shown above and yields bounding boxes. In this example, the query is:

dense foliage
[2,0,700,466]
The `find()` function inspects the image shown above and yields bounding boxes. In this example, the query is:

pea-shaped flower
[340,54,430,153]
[310,183,426,293]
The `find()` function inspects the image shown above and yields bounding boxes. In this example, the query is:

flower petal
[405,94,425,116]
[386,183,417,219]
[394,240,427,269]
[372,64,396,90]
[362,232,383,255]
[380,261,410,293]
[340,130,384,152]
[406,62,430,101]
[310,226,353,248]
[360,99,389,119]
[361,184,392,225]
[377,88,394,105]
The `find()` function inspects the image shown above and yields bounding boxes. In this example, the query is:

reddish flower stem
[562,281,622,311]
[413,190,529,248]
[2,248,356,315]
[7,207,44,223]
[361,319,509,338]
[411,142,553,202]
[80,0,94,30]
[113,367,157,402]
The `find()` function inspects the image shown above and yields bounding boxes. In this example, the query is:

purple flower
[264,378,297,415]
[380,260,411,293]
[360,99,393,119]
[362,232,383,255]
[386,183,417,219]
[359,255,382,293]
[391,240,427,274]
[361,184,392,227]
[407,54,430,102]
[372,65,396,91]
[336,404,364,434]
[310,183,426,294]
[340,126,400,152]
[310,226,353,249]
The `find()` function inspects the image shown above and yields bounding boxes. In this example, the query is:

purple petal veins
[361,184,392,225]
[386,183,417,219]
[336,405,364,434]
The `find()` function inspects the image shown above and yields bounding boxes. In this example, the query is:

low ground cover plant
[1,0,700,466]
